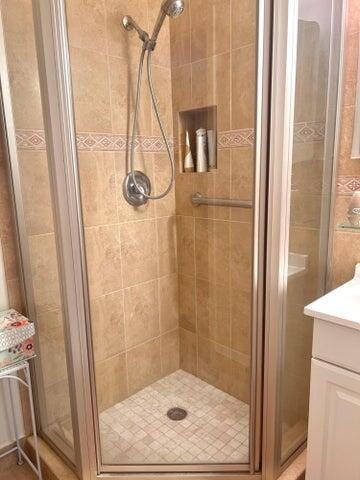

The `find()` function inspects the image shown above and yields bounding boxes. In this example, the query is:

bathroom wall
[331,0,360,287]
[1,0,74,445]
[170,0,257,403]
[65,0,179,412]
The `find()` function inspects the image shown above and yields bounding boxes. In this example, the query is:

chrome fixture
[122,0,185,206]
[123,170,151,207]
[151,0,185,48]
[191,192,253,209]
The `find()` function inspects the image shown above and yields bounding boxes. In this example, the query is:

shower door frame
[0,0,286,478]
[0,0,88,474]
[27,0,273,478]
[263,0,346,477]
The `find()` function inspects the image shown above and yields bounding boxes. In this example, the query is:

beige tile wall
[66,0,179,412]
[331,0,360,287]
[170,0,257,403]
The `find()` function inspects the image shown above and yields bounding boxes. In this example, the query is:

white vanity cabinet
[304,266,360,480]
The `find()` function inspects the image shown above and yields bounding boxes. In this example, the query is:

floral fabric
[0,309,35,370]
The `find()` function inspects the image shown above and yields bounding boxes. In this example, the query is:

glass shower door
[279,0,343,466]
[63,0,263,473]
[0,0,75,464]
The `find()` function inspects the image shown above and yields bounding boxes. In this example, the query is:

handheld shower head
[162,0,185,17]
[150,0,184,47]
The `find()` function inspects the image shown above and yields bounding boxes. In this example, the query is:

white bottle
[207,130,216,170]
[196,128,208,172]
[183,130,194,172]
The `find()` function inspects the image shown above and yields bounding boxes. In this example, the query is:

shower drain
[167,407,188,421]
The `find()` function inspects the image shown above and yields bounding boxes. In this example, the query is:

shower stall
[0,0,344,478]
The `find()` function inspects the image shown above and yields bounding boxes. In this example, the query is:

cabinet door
[306,359,360,480]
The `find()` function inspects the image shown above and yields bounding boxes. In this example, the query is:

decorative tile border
[336,176,360,195]
[218,129,255,149]
[76,132,174,152]
[15,122,325,153]
[16,129,46,150]
[293,121,325,143]
[218,121,325,148]
[16,129,174,153]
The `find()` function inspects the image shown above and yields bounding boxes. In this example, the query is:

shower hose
[129,45,175,200]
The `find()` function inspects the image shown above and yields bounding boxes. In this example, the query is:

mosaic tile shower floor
[100,369,249,465]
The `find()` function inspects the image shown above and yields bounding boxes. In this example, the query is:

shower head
[150,0,185,47]
[162,0,185,17]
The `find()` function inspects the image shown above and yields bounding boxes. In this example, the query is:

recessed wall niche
[178,105,217,173]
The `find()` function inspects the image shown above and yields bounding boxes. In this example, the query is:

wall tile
[44,378,72,425]
[78,151,117,227]
[231,0,256,50]
[179,327,197,375]
[120,219,158,287]
[159,274,179,333]
[177,215,195,276]
[171,64,192,113]
[230,221,252,294]
[84,225,122,297]
[161,328,180,375]
[231,45,256,129]
[157,216,177,276]
[175,173,195,216]
[95,353,128,411]
[154,154,176,217]
[28,233,61,313]
[195,218,230,287]
[90,291,125,362]
[127,337,162,394]
[70,47,112,133]
[18,151,54,236]
[150,66,173,137]
[338,106,360,176]
[190,0,231,62]
[124,279,160,349]
[109,56,152,135]
[178,274,196,333]
[0,163,17,239]
[37,309,68,388]
[2,0,44,130]
[346,0,360,36]
[170,29,191,67]
[343,32,359,107]
[196,278,231,347]
[66,0,107,53]
[231,290,251,355]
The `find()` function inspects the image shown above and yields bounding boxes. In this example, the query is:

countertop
[304,263,360,330]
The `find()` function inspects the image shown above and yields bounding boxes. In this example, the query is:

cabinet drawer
[313,318,360,374]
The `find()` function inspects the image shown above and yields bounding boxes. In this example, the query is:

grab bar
[191,192,252,209]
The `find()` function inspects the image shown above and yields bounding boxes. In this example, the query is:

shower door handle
[191,192,252,208]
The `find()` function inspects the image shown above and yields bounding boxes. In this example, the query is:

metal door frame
[27,0,273,478]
